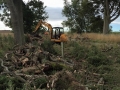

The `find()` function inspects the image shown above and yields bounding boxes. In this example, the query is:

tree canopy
[0,0,48,34]
[62,0,120,34]
[62,0,102,33]
[91,0,120,34]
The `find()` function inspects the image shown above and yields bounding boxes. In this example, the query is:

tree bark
[5,0,25,45]
[103,0,109,34]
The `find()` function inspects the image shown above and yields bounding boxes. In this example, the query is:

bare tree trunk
[6,0,25,45]
[103,13,109,34]
[103,0,110,34]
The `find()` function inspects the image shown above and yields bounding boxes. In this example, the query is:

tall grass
[0,34,14,58]
[82,33,120,43]
[68,33,120,43]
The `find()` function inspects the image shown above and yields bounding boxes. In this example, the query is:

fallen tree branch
[0,58,26,83]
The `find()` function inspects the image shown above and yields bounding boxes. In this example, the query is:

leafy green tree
[91,0,120,34]
[62,0,85,33]
[23,2,34,33]
[0,0,48,34]
[80,0,103,33]
[89,16,103,33]
[26,0,48,33]
[62,0,103,33]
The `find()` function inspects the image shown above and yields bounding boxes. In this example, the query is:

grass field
[0,32,120,89]
[1,30,120,43]
[68,33,120,43]
[0,30,13,36]
[83,33,120,43]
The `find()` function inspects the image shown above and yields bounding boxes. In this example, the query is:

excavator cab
[52,27,64,39]
[51,27,67,43]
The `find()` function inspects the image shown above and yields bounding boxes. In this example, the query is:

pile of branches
[0,34,86,90]
[0,34,104,90]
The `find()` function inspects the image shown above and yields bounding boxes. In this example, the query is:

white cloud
[23,0,71,7]
[46,20,63,27]
[23,0,64,8]
[22,0,66,27]
[111,17,120,25]
[111,21,120,25]
[45,7,66,20]
[0,22,11,30]
[41,0,64,8]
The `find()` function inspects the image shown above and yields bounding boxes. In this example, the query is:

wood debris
[0,34,104,90]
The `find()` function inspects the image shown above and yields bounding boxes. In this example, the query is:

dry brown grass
[82,33,120,43]
[67,33,120,43]
[1,31,120,43]
[0,33,13,36]
[0,30,13,36]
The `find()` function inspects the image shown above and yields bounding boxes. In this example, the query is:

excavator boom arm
[33,20,52,33]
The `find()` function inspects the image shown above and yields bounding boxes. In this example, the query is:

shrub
[0,75,9,90]
[0,35,14,58]
[10,77,23,89]
[86,45,111,67]
[86,55,109,67]
[97,65,113,74]
[41,39,57,54]
[112,87,120,90]
[71,42,88,60]
[34,77,47,89]
[0,50,4,58]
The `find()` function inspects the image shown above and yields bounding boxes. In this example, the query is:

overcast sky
[35,0,68,27]
[0,0,120,31]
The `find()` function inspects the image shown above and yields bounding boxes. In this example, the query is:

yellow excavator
[33,20,68,43]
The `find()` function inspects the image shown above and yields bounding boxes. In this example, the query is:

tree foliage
[26,0,48,33]
[23,2,35,33]
[62,0,120,34]
[62,0,85,33]
[62,0,103,33]
[0,0,48,34]
[92,0,120,34]
[0,1,10,26]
